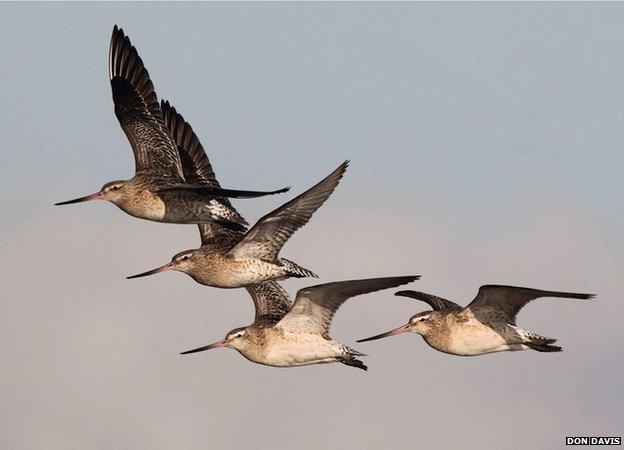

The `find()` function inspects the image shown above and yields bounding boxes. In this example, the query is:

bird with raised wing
[181,276,420,370]
[127,157,349,288]
[55,26,288,229]
[358,285,594,356]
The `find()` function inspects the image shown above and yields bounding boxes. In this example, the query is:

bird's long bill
[180,339,228,355]
[54,191,103,205]
[357,324,411,343]
[126,262,174,279]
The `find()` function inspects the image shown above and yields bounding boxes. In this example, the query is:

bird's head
[100,180,131,204]
[55,179,130,206]
[406,311,436,334]
[222,327,251,351]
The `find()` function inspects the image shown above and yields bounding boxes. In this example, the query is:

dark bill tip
[126,262,173,279]
[55,191,103,206]
[180,340,227,354]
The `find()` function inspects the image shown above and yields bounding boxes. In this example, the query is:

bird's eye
[237,334,242,338]
[111,185,120,191]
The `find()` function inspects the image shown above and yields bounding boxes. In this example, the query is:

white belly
[435,324,526,356]
[250,335,343,367]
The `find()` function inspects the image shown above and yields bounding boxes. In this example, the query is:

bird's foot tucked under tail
[525,341,562,352]
[279,259,318,279]
[339,358,368,371]
[524,333,562,352]
[342,345,366,357]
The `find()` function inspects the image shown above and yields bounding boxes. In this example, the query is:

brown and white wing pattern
[160,100,221,189]
[230,161,348,260]
[246,282,292,326]
[277,276,419,335]
[394,290,462,311]
[109,26,184,180]
[466,285,594,324]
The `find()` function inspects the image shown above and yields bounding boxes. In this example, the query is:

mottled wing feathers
[160,99,245,242]
[196,223,243,246]
[160,100,221,189]
[467,285,594,324]
[230,161,349,260]
[246,282,293,326]
[109,26,183,180]
[394,290,462,311]
[277,276,419,335]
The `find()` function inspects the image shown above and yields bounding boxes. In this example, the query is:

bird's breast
[118,190,166,221]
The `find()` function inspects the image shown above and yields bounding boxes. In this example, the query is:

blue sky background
[1,3,622,449]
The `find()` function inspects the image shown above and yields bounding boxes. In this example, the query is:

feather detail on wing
[277,276,419,335]
[246,282,293,326]
[230,160,348,260]
[109,26,183,180]
[160,99,247,240]
[466,285,594,324]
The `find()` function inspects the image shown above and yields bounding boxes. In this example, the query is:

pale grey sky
[1,3,622,450]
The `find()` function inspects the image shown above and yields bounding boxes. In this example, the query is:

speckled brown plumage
[181,276,420,370]
[128,158,349,287]
[56,26,288,228]
[359,285,594,356]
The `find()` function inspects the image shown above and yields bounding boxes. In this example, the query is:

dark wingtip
[395,290,414,297]
[112,25,122,41]
[263,186,290,195]
[559,292,595,300]
[560,292,595,300]
[406,276,421,282]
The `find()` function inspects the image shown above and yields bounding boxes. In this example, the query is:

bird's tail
[522,329,562,352]
[279,259,318,279]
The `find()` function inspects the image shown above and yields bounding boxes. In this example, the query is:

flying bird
[358,285,594,356]
[127,104,348,287]
[181,276,420,370]
[55,26,288,230]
